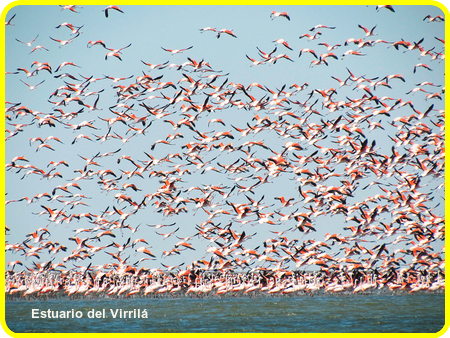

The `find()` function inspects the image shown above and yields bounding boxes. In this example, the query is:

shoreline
[5,287,445,301]
[6,267,445,301]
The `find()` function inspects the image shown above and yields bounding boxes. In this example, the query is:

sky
[3,5,446,274]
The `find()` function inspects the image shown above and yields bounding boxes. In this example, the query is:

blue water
[5,293,445,333]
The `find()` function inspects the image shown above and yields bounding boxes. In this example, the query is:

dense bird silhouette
[4,5,445,299]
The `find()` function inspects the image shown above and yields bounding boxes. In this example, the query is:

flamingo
[103,6,124,17]
[413,63,432,73]
[5,13,16,26]
[310,24,335,31]
[15,34,39,47]
[29,45,49,54]
[358,24,377,37]
[318,42,341,50]
[299,32,322,40]
[246,55,265,66]
[7,260,23,270]
[423,15,444,22]
[376,5,395,12]
[342,50,365,58]
[60,5,82,12]
[17,67,37,77]
[216,29,237,38]
[270,11,290,21]
[55,62,81,72]
[87,40,107,48]
[49,33,80,47]
[161,46,193,54]
[136,247,156,258]
[19,79,45,90]
[105,43,132,60]
[273,39,293,50]
[155,227,179,239]
[55,22,83,34]
[199,27,217,32]
[305,275,322,294]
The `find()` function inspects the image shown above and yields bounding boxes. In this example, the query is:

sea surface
[5,293,445,333]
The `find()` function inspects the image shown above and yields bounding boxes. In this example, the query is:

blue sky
[4,5,446,273]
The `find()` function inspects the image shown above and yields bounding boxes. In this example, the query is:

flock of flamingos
[5,5,445,298]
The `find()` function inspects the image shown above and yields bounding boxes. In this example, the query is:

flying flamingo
[103,6,124,17]
[15,34,39,47]
[199,27,216,32]
[310,24,335,31]
[161,46,193,54]
[49,33,80,47]
[19,79,45,91]
[246,55,265,66]
[105,43,132,60]
[376,5,395,12]
[342,50,365,58]
[55,22,83,34]
[270,11,290,21]
[29,45,49,54]
[423,15,444,22]
[299,32,322,41]
[55,61,81,72]
[413,63,432,73]
[216,29,237,38]
[5,13,16,26]
[59,5,82,12]
[318,42,341,50]
[273,39,293,50]
[358,24,377,37]
[87,40,107,48]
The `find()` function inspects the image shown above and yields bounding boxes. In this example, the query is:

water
[5,293,445,333]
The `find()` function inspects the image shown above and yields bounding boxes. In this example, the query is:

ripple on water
[5,293,444,333]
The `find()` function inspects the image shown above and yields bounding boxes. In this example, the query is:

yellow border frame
[1,2,448,336]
